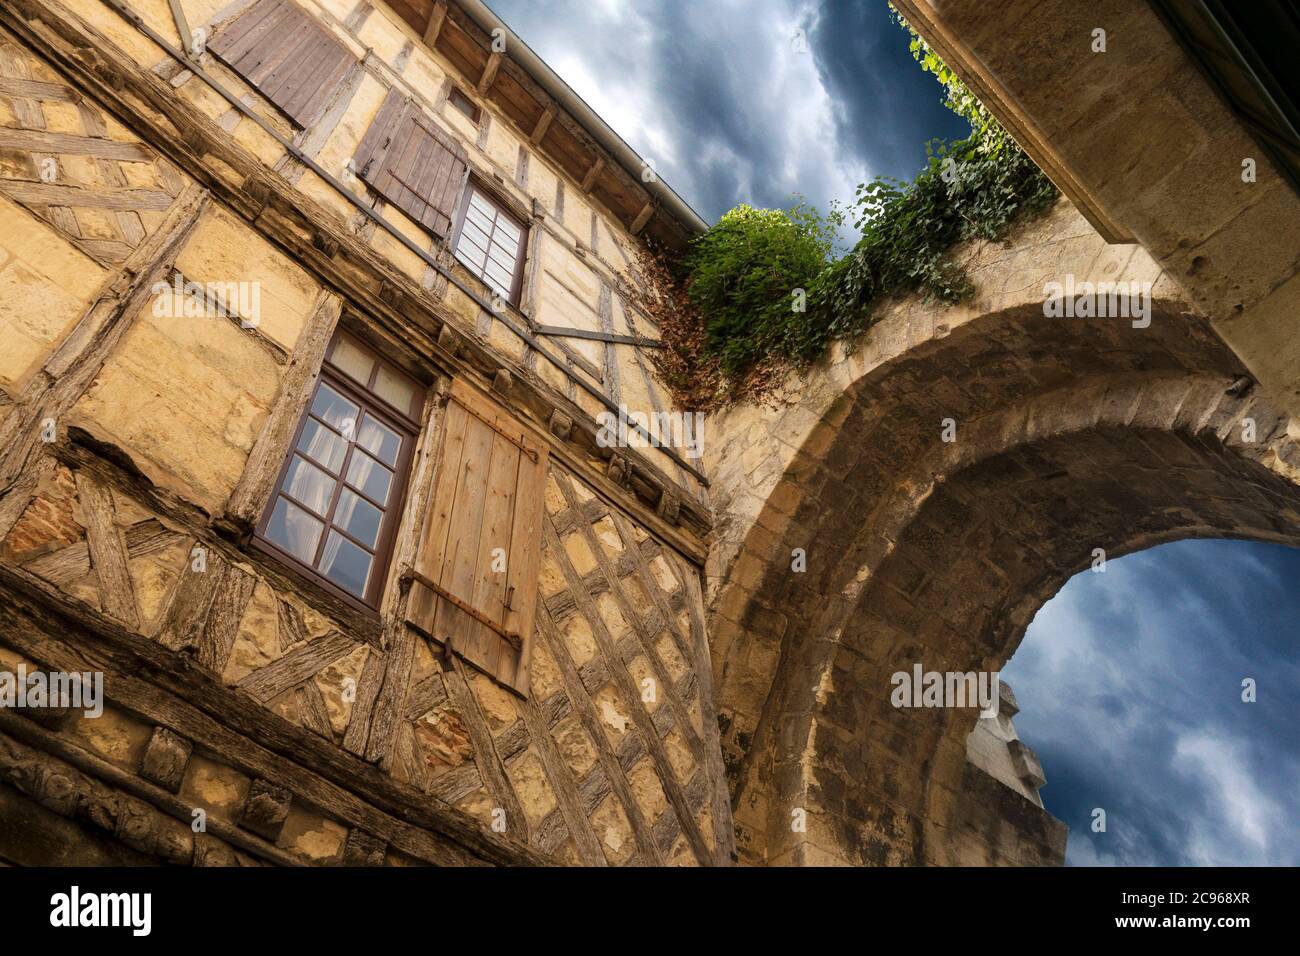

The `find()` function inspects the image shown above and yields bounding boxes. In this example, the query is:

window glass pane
[486,241,515,266]
[493,215,521,244]
[466,205,493,233]
[311,382,359,436]
[373,364,417,415]
[320,531,372,597]
[284,455,336,515]
[297,418,347,473]
[335,487,383,548]
[470,189,495,216]
[346,451,392,506]
[330,336,374,386]
[459,243,489,275]
[462,220,491,253]
[487,241,517,272]
[454,246,484,278]
[450,89,477,121]
[266,497,323,565]
[358,414,401,466]
[485,261,513,292]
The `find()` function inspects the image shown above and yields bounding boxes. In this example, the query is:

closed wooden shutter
[406,381,546,695]
[354,89,468,238]
[209,0,354,128]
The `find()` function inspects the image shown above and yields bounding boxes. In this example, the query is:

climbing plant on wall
[638,9,1058,409]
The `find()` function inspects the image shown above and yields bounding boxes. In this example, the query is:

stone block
[140,726,192,793]
[239,779,292,841]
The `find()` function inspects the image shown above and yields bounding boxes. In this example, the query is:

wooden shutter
[406,381,547,695]
[209,0,354,128]
[354,89,468,238]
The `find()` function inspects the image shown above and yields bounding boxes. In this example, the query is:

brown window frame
[447,86,481,124]
[253,332,423,614]
[450,177,529,307]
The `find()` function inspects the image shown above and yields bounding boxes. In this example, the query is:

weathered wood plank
[500,450,547,689]
[341,645,385,756]
[0,180,174,210]
[425,761,481,805]
[432,412,494,650]
[197,562,256,674]
[0,76,76,101]
[0,454,55,544]
[422,0,448,46]
[0,126,152,160]
[237,630,356,703]
[402,670,449,721]
[364,625,416,767]
[465,431,519,670]
[222,291,340,532]
[516,679,606,864]
[0,563,539,865]
[679,555,737,863]
[72,472,138,629]
[442,657,527,841]
[406,400,468,636]
[295,679,335,739]
[154,548,224,651]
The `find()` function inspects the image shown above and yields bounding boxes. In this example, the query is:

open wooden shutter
[406,381,546,695]
[354,89,468,238]
[208,0,354,128]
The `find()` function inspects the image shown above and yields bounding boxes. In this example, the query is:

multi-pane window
[258,332,422,608]
[453,183,527,305]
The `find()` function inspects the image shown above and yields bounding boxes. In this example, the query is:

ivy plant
[646,9,1058,407]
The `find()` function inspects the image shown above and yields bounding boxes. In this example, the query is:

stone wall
[703,198,1300,866]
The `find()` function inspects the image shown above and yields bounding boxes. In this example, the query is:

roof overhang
[380,0,708,249]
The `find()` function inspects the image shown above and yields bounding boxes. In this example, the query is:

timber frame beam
[0,559,546,866]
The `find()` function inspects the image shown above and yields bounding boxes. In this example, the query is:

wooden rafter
[629,200,654,235]
[423,0,448,45]
[580,155,604,192]
[477,50,501,94]
[529,104,554,145]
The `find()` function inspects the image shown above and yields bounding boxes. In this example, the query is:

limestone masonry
[0,0,1296,867]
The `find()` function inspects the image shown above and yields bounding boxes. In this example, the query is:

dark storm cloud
[1005,540,1300,866]
[486,0,967,223]
[804,0,967,181]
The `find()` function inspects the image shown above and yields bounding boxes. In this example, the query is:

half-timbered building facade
[0,0,734,866]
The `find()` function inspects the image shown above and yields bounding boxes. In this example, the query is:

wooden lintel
[423,0,448,46]
[529,106,555,145]
[580,156,604,193]
[477,51,502,94]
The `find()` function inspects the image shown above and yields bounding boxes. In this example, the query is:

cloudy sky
[485,0,1298,866]
[488,0,967,224]
[1007,541,1300,867]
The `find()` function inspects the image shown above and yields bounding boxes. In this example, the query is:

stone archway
[703,201,1300,865]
